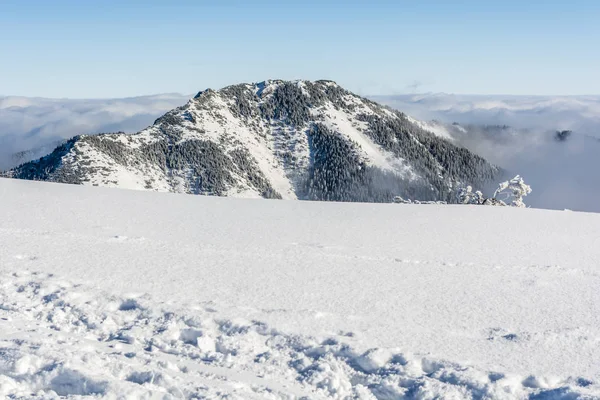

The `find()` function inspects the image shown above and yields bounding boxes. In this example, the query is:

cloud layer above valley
[375,94,600,134]
[377,94,600,212]
[0,94,190,170]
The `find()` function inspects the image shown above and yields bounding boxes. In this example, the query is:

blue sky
[1,0,599,98]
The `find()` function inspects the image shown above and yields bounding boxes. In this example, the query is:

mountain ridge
[3,79,501,202]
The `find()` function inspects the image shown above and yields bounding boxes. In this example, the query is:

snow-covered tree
[454,175,532,207]
[492,175,532,208]
[393,196,447,205]
[456,185,484,205]
[393,196,412,204]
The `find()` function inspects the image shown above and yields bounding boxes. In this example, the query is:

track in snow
[1,270,597,399]
[2,178,600,398]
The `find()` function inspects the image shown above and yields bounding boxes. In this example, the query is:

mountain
[3,80,501,203]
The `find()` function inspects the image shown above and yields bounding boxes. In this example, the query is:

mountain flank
[3,80,501,202]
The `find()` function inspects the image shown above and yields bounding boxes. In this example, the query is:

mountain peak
[194,79,343,101]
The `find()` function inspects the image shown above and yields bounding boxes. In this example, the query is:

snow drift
[1,178,599,399]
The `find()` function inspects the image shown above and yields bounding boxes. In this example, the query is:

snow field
[1,178,600,398]
[2,270,597,399]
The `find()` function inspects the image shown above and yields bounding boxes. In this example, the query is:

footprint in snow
[487,328,521,342]
[442,262,457,267]
[394,259,428,265]
[108,235,146,243]
[14,255,38,261]
[290,242,346,251]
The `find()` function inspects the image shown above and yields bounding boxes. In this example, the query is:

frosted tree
[393,196,412,204]
[492,175,532,208]
[454,175,532,207]
[393,196,447,205]
[456,185,484,205]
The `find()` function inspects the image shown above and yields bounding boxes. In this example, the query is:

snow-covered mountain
[3,80,500,203]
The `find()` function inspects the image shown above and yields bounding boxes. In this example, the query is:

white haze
[374,94,600,133]
[0,94,190,170]
[376,94,600,212]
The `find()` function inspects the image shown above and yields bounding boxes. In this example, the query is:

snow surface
[320,104,413,177]
[404,116,455,142]
[1,178,600,399]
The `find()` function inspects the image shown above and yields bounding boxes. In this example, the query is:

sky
[1,0,599,98]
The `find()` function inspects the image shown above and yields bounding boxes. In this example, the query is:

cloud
[0,94,190,170]
[375,94,600,212]
[374,93,600,133]
[457,127,600,212]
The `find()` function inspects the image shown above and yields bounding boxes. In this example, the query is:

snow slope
[1,178,599,399]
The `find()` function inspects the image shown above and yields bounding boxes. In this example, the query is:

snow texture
[1,178,600,399]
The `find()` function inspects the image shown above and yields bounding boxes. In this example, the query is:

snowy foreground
[1,179,600,399]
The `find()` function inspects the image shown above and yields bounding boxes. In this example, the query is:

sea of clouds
[0,94,190,170]
[377,94,600,212]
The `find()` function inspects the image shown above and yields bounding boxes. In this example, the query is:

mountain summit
[3,80,500,202]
